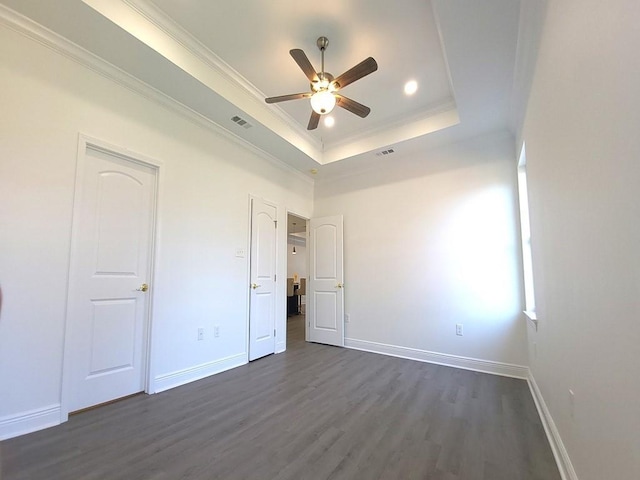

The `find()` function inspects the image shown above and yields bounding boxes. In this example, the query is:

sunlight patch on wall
[436,186,520,321]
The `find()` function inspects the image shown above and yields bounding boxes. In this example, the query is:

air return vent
[375,147,395,157]
[231,115,253,129]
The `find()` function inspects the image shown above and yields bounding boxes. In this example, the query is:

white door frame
[60,134,162,422]
[285,210,310,346]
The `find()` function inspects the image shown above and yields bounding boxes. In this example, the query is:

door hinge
[274,220,277,227]
[274,329,276,337]
[274,274,276,281]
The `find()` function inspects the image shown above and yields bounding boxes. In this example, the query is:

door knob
[251,283,261,289]
[136,283,149,292]
[336,283,344,289]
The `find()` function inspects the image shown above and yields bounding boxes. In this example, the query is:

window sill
[523,310,538,330]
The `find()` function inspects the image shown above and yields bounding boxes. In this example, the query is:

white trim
[527,373,578,480]
[345,337,529,379]
[0,4,313,186]
[153,353,247,393]
[324,98,457,152]
[80,0,321,163]
[123,0,318,148]
[524,310,539,330]
[0,405,61,441]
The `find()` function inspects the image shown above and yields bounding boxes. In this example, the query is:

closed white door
[249,198,277,361]
[308,215,344,346]
[65,141,156,412]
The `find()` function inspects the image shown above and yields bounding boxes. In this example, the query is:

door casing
[61,134,161,421]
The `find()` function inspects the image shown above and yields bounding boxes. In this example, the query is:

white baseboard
[344,338,529,379]
[0,404,61,441]
[153,353,247,393]
[527,373,578,480]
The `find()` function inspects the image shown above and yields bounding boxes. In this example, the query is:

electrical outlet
[214,325,220,338]
[456,324,463,336]
[197,328,204,341]
[344,314,350,323]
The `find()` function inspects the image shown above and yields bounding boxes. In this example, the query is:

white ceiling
[1,0,527,179]
[151,0,455,145]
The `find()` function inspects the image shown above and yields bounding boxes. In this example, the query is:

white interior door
[65,141,156,412]
[308,215,344,346]
[249,198,277,361]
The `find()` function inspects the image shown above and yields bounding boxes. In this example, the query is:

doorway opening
[286,213,308,348]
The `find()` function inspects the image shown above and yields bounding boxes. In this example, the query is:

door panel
[88,299,137,375]
[308,215,344,346]
[314,291,338,330]
[66,143,156,412]
[95,171,145,274]
[249,198,277,361]
[314,226,337,278]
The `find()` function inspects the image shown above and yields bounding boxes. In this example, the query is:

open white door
[249,198,277,361]
[308,215,344,346]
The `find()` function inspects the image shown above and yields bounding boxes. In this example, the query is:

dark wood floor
[0,315,560,479]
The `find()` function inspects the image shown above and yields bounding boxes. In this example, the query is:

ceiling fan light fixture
[310,90,336,115]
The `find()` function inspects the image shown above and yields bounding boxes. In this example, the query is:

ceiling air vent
[231,115,253,129]
[375,147,395,157]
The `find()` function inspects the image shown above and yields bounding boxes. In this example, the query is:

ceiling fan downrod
[317,36,329,82]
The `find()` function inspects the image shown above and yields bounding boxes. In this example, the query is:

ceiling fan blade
[290,49,318,83]
[332,57,378,90]
[335,95,371,118]
[308,111,320,130]
[265,92,311,104]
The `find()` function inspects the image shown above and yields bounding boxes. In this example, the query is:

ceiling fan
[265,37,378,130]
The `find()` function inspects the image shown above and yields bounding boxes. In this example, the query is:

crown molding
[90,1,459,165]
[80,0,322,162]
[0,4,314,185]
[322,102,459,164]
[123,0,321,151]
[326,98,458,151]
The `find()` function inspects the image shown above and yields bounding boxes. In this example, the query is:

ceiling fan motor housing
[317,36,329,51]
[311,73,335,92]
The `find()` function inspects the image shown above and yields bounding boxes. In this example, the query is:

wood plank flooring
[0,315,560,479]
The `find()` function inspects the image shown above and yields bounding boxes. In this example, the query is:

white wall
[314,132,527,372]
[0,24,312,438]
[521,0,640,478]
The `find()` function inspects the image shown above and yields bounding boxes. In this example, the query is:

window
[517,143,537,321]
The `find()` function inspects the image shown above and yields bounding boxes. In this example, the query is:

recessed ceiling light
[324,116,335,128]
[404,80,418,95]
